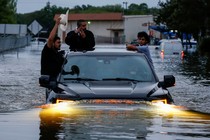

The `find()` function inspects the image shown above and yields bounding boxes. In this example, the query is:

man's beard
[54,46,60,51]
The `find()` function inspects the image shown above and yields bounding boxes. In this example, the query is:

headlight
[56,99,76,104]
[152,99,167,104]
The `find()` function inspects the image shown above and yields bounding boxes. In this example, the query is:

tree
[0,0,17,23]
[155,0,206,41]
[139,3,149,12]
[128,3,149,15]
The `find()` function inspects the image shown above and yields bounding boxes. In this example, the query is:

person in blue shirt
[126,31,153,66]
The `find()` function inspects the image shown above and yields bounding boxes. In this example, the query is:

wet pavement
[0,44,210,140]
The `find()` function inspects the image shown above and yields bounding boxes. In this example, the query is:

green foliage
[70,4,123,13]
[155,0,209,41]
[199,37,210,52]
[0,0,17,23]
[17,4,68,36]
[126,3,149,15]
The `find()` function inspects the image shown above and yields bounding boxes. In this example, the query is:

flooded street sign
[28,20,43,35]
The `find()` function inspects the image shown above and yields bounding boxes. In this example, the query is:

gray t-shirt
[136,45,153,66]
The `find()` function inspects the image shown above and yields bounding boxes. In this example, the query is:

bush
[199,37,210,52]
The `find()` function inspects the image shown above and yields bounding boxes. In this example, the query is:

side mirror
[71,65,80,76]
[62,65,80,76]
[158,75,175,88]
[39,75,57,89]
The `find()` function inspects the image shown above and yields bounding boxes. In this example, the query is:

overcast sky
[17,0,165,14]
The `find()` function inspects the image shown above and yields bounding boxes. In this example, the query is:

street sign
[28,20,43,35]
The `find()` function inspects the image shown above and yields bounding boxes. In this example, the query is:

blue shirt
[136,45,153,66]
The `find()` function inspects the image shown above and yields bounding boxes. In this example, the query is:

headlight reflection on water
[38,101,83,116]
[151,102,210,120]
[38,100,210,120]
[152,102,186,114]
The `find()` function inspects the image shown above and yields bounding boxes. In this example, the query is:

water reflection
[39,103,210,140]
[39,103,153,140]
[181,52,210,83]
[39,111,64,140]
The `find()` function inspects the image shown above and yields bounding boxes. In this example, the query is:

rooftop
[54,13,123,21]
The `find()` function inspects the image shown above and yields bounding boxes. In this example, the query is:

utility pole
[123,2,128,15]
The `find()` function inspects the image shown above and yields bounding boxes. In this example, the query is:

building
[124,15,154,43]
[54,13,156,44]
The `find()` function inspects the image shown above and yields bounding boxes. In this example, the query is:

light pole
[87,21,91,30]
[123,2,128,15]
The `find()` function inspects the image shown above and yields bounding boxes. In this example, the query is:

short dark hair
[53,36,60,43]
[77,19,86,27]
[137,31,150,43]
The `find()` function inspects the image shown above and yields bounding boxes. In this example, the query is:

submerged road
[0,44,210,140]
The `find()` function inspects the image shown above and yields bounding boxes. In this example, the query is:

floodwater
[0,44,210,140]
[152,48,210,113]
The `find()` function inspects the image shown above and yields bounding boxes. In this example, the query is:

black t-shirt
[41,44,64,78]
[65,29,95,51]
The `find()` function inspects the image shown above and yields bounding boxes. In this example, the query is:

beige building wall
[89,21,123,37]
[58,20,124,43]
[123,15,154,43]
[57,14,158,44]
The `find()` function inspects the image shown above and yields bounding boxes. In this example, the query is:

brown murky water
[0,44,210,139]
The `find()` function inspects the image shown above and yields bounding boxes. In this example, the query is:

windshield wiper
[64,77,99,81]
[102,78,141,82]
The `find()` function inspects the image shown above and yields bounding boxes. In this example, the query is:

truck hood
[58,81,159,99]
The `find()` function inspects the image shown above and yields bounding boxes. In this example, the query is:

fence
[0,35,31,52]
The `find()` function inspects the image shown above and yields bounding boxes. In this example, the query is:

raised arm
[47,17,61,48]
[126,44,138,51]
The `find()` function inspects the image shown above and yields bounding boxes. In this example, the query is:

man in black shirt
[41,17,64,79]
[65,19,95,51]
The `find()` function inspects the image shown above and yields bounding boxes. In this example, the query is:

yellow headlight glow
[152,99,167,104]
